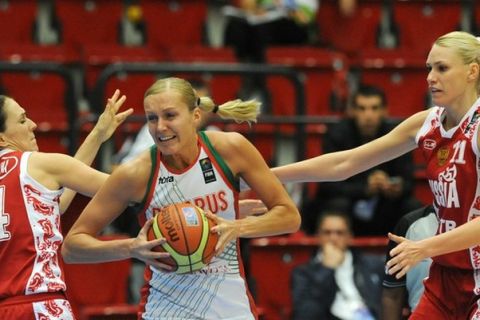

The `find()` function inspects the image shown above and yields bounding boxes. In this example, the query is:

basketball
[147,203,218,274]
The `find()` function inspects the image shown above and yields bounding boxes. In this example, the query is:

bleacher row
[0,0,474,166]
[0,1,467,319]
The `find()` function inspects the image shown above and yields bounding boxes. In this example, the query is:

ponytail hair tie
[197,97,201,106]
[212,105,219,113]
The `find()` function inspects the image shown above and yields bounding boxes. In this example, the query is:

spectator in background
[303,84,421,235]
[291,211,384,320]
[222,0,319,111]
[381,206,438,320]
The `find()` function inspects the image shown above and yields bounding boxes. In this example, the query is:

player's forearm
[236,204,300,237]
[419,217,480,258]
[62,233,134,263]
[73,129,104,165]
[272,154,349,184]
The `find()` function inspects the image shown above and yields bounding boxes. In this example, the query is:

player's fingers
[204,210,218,222]
[149,259,174,271]
[147,238,167,249]
[395,266,409,279]
[113,94,126,112]
[388,232,405,244]
[139,218,154,236]
[214,238,226,256]
[387,261,401,275]
[389,241,407,258]
[110,89,120,103]
[115,108,134,124]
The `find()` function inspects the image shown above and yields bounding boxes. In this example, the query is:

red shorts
[410,262,480,320]
[0,292,75,320]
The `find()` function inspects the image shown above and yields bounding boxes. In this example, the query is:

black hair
[351,84,387,108]
[0,95,7,133]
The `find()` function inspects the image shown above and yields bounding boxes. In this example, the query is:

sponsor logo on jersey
[0,156,18,179]
[158,176,174,184]
[423,139,436,150]
[199,157,216,184]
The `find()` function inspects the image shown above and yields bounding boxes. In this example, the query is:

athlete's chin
[156,144,178,156]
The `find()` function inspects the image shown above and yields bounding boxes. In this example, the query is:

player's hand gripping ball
[148,203,219,273]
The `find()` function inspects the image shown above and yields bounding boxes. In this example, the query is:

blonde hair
[435,31,480,92]
[144,77,261,124]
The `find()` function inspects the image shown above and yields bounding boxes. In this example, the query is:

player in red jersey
[0,90,132,319]
[272,31,480,319]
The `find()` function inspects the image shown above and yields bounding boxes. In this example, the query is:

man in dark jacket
[291,211,384,320]
[303,84,420,235]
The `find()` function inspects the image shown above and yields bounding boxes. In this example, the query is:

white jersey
[138,132,257,320]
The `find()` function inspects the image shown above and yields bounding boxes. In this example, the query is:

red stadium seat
[266,47,349,116]
[139,0,207,48]
[0,72,70,128]
[317,0,382,55]
[393,0,461,54]
[83,44,163,98]
[354,48,429,118]
[0,0,37,44]
[167,45,240,104]
[55,1,123,49]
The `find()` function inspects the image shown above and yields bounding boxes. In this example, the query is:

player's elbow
[286,206,302,233]
[61,242,74,263]
[61,235,79,263]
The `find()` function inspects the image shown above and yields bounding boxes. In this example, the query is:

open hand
[205,211,239,256]
[94,89,134,142]
[130,218,173,271]
[386,233,425,279]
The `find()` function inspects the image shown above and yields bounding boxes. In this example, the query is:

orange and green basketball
[148,203,218,274]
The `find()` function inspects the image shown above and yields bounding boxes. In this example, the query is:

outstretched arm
[387,217,480,278]
[271,111,427,184]
[59,89,133,213]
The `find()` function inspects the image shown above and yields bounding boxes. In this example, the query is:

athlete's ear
[0,134,8,148]
[192,107,202,127]
[468,62,479,82]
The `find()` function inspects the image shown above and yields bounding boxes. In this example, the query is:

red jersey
[0,150,66,300]
[416,102,480,271]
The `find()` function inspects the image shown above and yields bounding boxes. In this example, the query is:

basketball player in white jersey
[0,90,132,319]
[62,77,301,319]
[272,31,480,319]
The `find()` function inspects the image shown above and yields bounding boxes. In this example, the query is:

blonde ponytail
[145,77,261,124]
[198,97,261,124]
